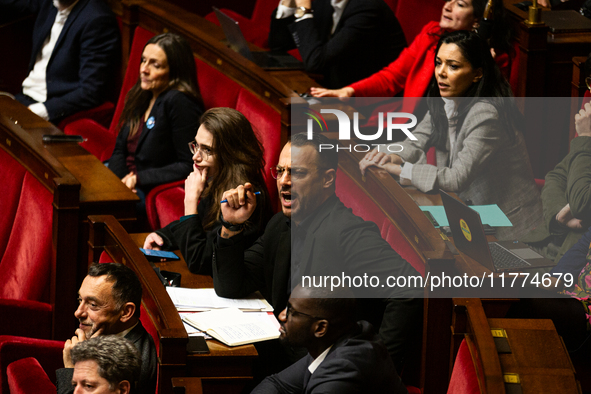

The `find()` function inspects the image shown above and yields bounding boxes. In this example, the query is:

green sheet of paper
[419,205,512,227]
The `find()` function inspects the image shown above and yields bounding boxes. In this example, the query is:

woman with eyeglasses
[143,107,273,275]
[108,33,203,215]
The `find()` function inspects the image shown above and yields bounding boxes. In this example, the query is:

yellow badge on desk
[460,219,472,242]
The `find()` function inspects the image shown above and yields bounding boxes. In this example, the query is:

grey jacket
[397,101,543,240]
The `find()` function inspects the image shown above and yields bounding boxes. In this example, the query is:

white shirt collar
[53,0,79,16]
[442,97,460,119]
[330,0,349,34]
[308,345,333,374]
[331,0,349,11]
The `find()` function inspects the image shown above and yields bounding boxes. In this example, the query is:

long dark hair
[119,33,202,137]
[426,31,522,151]
[198,108,272,230]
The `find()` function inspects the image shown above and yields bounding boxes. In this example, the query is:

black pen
[220,191,260,203]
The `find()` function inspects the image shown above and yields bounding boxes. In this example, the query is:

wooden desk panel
[489,318,579,393]
[503,0,591,176]
[127,232,258,378]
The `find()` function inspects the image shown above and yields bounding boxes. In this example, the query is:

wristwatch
[220,213,245,232]
[295,6,313,18]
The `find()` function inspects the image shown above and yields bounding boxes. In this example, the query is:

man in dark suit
[214,133,422,372]
[70,336,141,394]
[56,263,157,394]
[268,0,406,89]
[252,284,408,393]
[2,0,120,124]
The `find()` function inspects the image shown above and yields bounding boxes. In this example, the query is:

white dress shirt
[307,345,333,374]
[22,0,79,120]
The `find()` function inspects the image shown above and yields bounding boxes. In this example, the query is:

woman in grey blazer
[360,31,542,240]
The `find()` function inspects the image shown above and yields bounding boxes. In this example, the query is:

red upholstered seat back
[149,183,186,230]
[447,338,482,394]
[236,89,281,210]
[7,357,56,394]
[140,304,161,353]
[0,150,53,302]
[204,0,278,48]
[139,304,161,392]
[584,89,591,107]
[196,59,242,109]
[0,336,64,394]
[0,149,27,259]
[396,0,442,43]
[109,27,156,135]
[335,168,425,276]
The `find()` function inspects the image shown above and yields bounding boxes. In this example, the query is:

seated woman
[143,107,273,275]
[108,33,204,214]
[311,0,513,110]
[359,31,541,241]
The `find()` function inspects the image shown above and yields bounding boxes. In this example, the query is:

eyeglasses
[285,303,324,320]
[586,76,591,92]
[271,166,323,180]
[188,141,213,160]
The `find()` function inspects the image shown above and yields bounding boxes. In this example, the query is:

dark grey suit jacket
[252,321,408,394]
[55,322,158,394]
[269,0,406,88]
[2,0,120,123]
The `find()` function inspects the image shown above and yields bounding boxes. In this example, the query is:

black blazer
[2,0,120,122]
[269,0,406,88]
[213,195,422,367]
[109,89,203,190]
[253,321,408,394]
[156,189,273,276]
[213,195,421,311]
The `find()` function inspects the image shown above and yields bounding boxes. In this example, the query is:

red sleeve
[494,51,510,81]
[349,21,440,97]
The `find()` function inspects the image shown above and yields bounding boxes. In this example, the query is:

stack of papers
[182,308,280,347]
[166,287,273,312]
[420,204,513,228]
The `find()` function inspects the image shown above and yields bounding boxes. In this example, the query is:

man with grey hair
[71,336,141,394]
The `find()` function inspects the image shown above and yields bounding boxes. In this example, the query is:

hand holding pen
[219,182,258,230]
[221,191,260,203]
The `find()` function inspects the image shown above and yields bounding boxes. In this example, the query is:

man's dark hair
[290,132,338,171]
[71,336,141,392]
[87,263,142,318]
[297,285,356,327]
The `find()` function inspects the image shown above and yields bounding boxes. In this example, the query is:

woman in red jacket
[311,0,512,105]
